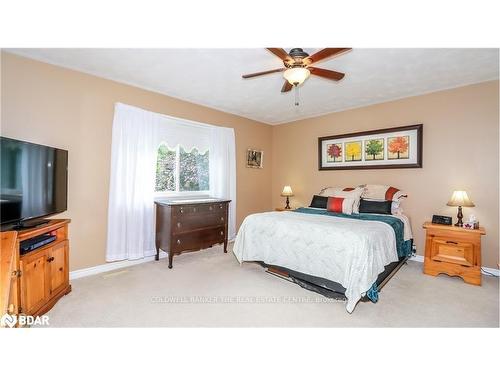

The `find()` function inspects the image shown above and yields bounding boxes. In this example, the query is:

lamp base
[454,206,463,227]
[285,196,291,210]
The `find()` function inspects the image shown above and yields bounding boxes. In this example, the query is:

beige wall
[272,81,499,268]
[1,52,274,270]
[2,52,498,270]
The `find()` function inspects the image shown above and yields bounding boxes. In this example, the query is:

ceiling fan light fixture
[283,67,310,86]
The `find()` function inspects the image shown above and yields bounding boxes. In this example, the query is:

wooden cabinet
[155,199,231,268]
[423,222,485,285]
[17,220,71,318]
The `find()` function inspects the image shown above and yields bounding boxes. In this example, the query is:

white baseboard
[69,240,235,280]
[70,247,498,281]
[409,254,499,276]
[69,252,167,280]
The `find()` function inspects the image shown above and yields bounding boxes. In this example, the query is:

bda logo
[1,313,17,328]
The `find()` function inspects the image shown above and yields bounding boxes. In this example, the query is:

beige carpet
[44,244,499,327]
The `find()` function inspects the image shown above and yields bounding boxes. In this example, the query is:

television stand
[13,218,50,230]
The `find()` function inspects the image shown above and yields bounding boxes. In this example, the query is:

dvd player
[20,234,56,255]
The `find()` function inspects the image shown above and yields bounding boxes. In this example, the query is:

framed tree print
[318,124,422,170]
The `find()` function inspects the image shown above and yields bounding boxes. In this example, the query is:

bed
[232,206,413,313]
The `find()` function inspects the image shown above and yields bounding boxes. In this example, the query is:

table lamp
[281,185,294,210]
[447,190,475,227]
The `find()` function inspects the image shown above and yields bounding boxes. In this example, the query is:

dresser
[422,221,485,285]
[155,199,231,268]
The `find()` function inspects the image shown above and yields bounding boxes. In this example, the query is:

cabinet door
[48,240,69,296]
[20,249,50,315]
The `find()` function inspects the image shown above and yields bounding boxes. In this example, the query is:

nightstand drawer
[431,237,473,267]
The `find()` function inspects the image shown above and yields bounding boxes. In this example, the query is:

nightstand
[422,222,485,285]
[275,207,294,212]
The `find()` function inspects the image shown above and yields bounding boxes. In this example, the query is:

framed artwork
[318,124,422,170]
[246,149,263,168]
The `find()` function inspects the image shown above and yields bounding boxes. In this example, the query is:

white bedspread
[232,211,400,313]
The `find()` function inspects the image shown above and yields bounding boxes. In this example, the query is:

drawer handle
[209,206,213,211]
[446,240,458,245]
[219,205,223,209]
[220,231,224,236]
[220,217,224,222]
[176,239,181,245]
[177,222,182,228]
[47,256,55,263]
[180,208,184,214]
[193,207,197,212]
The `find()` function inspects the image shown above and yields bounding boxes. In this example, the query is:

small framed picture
[246,149,263,168]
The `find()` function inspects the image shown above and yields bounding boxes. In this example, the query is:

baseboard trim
[70,253,167,280]
[409,255,499,276]
[70,247,498,280]
[70,240,235,280]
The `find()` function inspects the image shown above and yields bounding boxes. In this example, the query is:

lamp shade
[447,190,475,207]
[283,67,310,85]
[281,185,294,197]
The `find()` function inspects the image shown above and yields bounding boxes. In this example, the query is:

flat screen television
[0,136,68,228]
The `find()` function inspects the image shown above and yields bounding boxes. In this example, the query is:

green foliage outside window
[155,144,209,192]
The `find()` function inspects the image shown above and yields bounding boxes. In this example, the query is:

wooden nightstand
[422,222,485,285]
[275,207,294,212]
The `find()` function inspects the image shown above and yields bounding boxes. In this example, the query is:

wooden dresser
[1,231,19,326]
[155,199,231,268]
[423,221,485,285]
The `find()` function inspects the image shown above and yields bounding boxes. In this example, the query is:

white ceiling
[7,48,499,125]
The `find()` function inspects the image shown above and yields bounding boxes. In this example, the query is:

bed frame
[259,240,413,302]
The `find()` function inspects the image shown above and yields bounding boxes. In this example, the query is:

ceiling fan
[242,48,351,105]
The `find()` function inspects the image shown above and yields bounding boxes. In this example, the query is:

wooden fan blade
[242,68,285,79]
[308,67,345,81]
[281,80,293,93]
[266,48,292,62]
[306,48,351,64]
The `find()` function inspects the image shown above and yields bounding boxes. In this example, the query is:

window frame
[154,143,210,199]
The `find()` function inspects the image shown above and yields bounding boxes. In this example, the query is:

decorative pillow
[327,196,355,215]
[359,199,392,215]
[358,184,407,202]
[309,195,328,209]
[319,186,364,214]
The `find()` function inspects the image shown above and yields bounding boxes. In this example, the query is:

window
[155,144,209,195]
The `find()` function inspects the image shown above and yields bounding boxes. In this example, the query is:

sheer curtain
[106,103,159,261]
[209,126,237,239]
[106,103,237,261]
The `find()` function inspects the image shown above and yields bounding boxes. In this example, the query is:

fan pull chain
[294,84,300,106]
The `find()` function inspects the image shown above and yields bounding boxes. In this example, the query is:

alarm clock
[432,215,452,225]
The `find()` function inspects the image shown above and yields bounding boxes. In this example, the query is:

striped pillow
[358,184,407,202]
[327,196,355,215]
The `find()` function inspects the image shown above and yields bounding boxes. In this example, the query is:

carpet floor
[44,244,499,327]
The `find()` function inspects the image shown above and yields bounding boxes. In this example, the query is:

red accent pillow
[327,197,345,213]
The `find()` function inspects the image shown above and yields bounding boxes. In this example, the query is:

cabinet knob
[220,217,224,222]
[59,267,63,272]
[209,206,213,211]
[180,208,184,214]
[193,207,197,212]
[219,205,223,209]
[177,239,181,245]
[220,231,224,236]
[47,256,55,263]
[8,304,15,314]
[177,222,182,228]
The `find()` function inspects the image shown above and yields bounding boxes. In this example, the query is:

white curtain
[209,127,237,239]
[106,103,159,261]
[106,103,237,261]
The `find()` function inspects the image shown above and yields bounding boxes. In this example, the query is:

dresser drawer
[430,237,474,267]
[172,203,226,217]
[173,212,226,233]
[172,227,226,252]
